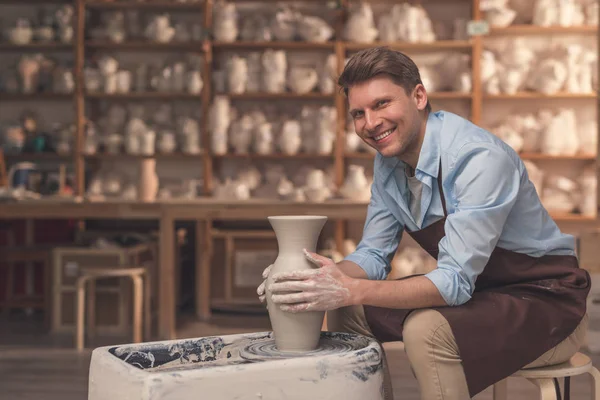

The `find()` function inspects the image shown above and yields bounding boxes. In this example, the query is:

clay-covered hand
[269,249,355,313]
[256,264,272,304]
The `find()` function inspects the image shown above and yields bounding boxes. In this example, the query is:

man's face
[348,76,426,158]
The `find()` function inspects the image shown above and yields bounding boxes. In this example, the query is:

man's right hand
[256,264,273,304]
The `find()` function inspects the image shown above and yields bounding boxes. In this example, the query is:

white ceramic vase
[138,159,158,202]
[266,215,327,352]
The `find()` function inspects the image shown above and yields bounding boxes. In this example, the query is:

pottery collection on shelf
[83,54,204,95]
[3,5,74,45]
[0,0,597,220]
[0,54,75,95]
[482,39,597,95]
[87,10,204,44]
[209,98,337,157]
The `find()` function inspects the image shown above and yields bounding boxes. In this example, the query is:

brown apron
[363,166,591,397]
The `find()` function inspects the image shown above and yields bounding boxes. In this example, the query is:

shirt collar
[414,110,443,179]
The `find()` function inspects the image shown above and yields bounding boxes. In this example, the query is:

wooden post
[203,0,214,196]
[335,0,349,266]
[0,149,7,188]
[74,0,85,197]
[471,0,483,125]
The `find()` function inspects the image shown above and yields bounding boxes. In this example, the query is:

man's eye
[377,100,387,107]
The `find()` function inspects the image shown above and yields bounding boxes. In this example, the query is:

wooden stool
[493,352,600,400]
[75,267,151,351]
[0,225,54,329]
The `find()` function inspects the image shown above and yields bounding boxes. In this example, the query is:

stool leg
[87,281,96,339]
[3,231,15,318]
[131,275,143,343]
[493,379,508,400]
[589,366,600,400]
[4,262,15,316]
[529,378,559,400]
[43,256,52,332]
[143,272,151,341]
[75,277,87,351]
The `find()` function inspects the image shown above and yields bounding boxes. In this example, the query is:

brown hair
[338,46,432,113]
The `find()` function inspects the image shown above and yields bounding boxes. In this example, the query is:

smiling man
[257,47,591,400]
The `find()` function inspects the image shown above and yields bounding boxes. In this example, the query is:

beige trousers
[327,306,588,400]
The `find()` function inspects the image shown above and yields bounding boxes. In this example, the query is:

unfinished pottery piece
[138,159,158,202]
[88,331,384,400]
[266,216,327,352]
[8,18,33,44]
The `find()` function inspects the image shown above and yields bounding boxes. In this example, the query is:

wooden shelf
[484,92,597,99]
[345,40,472,52]
[489,25,598,35]
[0,0,70,3]
[223,92,335,100]
[0,42,73,51]
[84,152,206,160]
[85,1,204,10]
[345,152,375,159]
[0,92,73,100]
[551,213,597,222]
[429,92,472,99]
[4,153,72,161]
[85,92,202,100]
[520,153,597,161]
[212,41,334,50]
[85,41,206,51]
[213,153,334,159]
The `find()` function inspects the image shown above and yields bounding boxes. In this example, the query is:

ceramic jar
[8,18,33,44]
[213,1,239,42]
[18,56,41,94]
[279,120,302,155]
[288,66,318,94]
[140,130,156,155]
[158,131,177,153]
[226,55,248,94]
[138,159,159,202]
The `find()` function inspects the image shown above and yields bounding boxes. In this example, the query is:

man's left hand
[269,249,356,313]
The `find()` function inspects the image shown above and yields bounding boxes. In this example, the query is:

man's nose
[364,109,382,132]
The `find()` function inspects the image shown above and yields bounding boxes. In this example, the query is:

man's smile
[372,126,396,142]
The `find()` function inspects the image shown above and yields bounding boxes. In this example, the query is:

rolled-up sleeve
[425,143,520,306]
[344,181,403,280]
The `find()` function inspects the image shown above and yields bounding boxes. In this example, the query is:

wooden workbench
[0,199,370,340]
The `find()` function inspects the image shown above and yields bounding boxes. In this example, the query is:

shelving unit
[0,0,598,223]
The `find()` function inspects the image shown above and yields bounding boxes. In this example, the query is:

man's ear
[413,84,428,111]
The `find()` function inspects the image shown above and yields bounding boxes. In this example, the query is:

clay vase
[138,159,158,202]
[266,215,327,352]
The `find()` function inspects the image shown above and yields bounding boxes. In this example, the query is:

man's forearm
[335,260,448,309]
[354,275,448,309]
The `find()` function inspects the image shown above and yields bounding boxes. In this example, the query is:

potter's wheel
[239,333,368,362]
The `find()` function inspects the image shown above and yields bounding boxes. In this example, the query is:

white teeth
[374,128,394,141]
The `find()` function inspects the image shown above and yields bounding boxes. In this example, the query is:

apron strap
[437,161,448,217]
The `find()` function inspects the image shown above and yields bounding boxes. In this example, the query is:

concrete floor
[0,311,597,400]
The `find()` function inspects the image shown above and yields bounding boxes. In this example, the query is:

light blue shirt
[344,111,577,306]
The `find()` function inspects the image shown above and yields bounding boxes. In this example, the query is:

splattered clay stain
[109,331,382,381]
